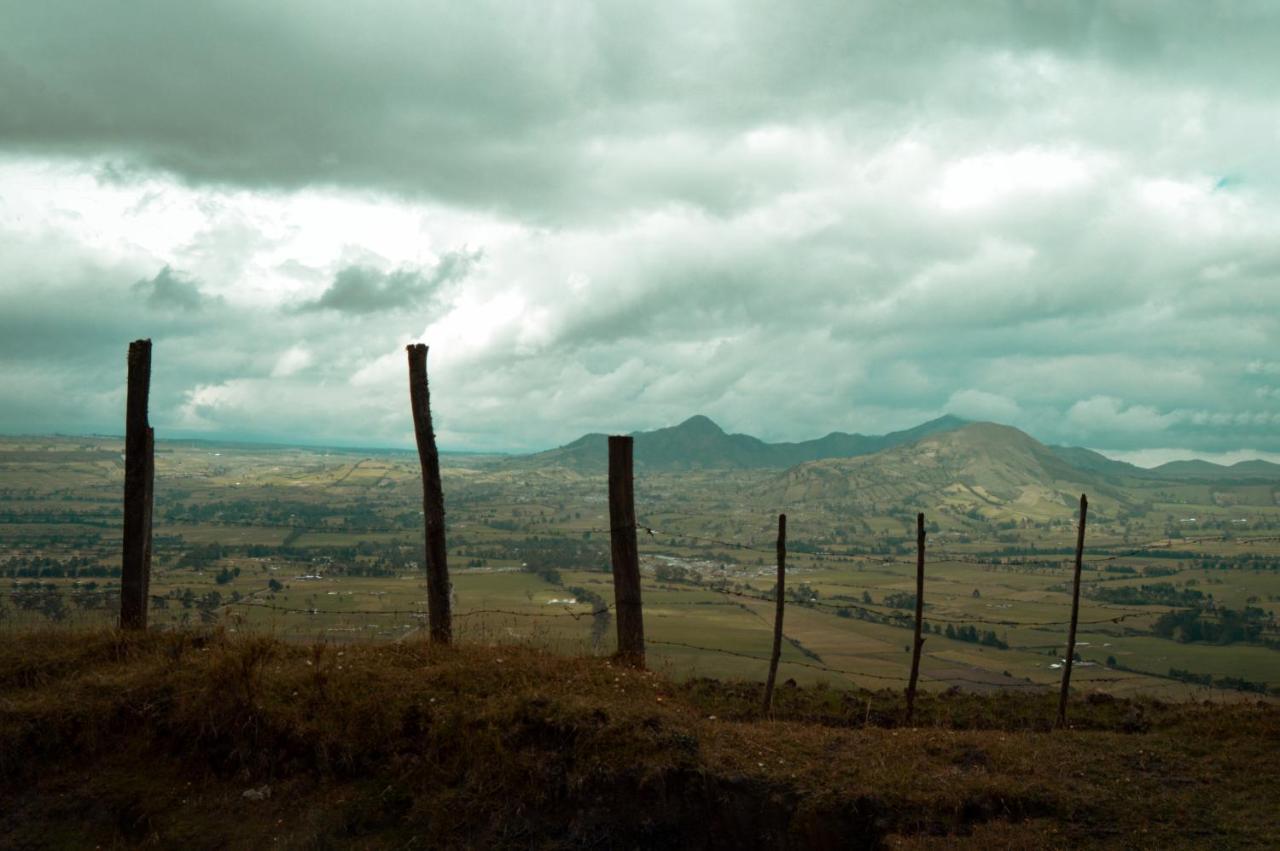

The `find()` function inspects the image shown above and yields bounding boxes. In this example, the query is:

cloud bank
[0,3,1277,454]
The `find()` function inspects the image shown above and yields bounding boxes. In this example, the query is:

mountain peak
[671,414,725,435]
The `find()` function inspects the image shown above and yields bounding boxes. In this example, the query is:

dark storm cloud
[2,2,1278,219]
[296,249,480,314]
[132,266,208,311]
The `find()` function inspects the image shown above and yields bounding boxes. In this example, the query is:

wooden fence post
[1057,494,1089,728]
[905,512,926,724]
[762,513,787,714]
[120,339,153,630]
[406,344,451,645]
[608,435,644,667]
[142,425,154,606]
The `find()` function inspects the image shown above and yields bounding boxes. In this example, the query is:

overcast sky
[2,2,1278,461]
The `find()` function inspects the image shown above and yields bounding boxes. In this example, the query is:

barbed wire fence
[8,338,1275,735]
[5,515,1274,706]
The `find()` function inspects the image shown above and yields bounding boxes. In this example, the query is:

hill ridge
[514,414,969,471]
[771,421,1133,522]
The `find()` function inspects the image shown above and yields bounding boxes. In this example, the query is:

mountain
[772,422,1129,521]
[1046,445,1159,481]
[1149,458,1280,481]
[513,414,969,471]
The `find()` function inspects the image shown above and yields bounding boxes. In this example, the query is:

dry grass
[1,628,1277,849]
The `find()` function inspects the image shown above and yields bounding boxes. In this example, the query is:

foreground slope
[2,630,1276,849]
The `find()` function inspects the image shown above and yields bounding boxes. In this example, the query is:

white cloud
[946,390,1022,423]
[1066,397,1179,435]
[931,148,1104,212]
[271,346,313,378]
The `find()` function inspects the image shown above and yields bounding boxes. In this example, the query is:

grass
[1,628,1277,849]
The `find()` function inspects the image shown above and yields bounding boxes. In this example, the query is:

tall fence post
[608,435,644,667]
[762,513,787,714]
[406,344,451,645]
[905,512,926,724]
[120,339,153,630]
[1057,493,1089,728]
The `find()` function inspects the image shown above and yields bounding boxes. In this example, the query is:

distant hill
[513,414,969,471]
[1045,445,1158,481]
[511,414,1280,517]
[772,422,1131,521]
[1149,458,1280,481]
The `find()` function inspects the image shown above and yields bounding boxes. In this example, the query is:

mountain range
[516,413,1280,484]
[516,414,968,471]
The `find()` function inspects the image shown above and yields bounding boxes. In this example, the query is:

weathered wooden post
[406,344,451,645]
[905,512,926,724]
[1057,494,1089,728]
[762,513,787,714]
[142,425,154,599]
[120,339,153,630]
[608,435,644,667]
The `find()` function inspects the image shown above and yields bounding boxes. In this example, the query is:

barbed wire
[6,516,1277,694]
[0,579,1229,631]
[220,599,612,621]
[646,638,1058,689]
[630,536,1154,627]
[6,589,1270,688]
[1,589,119,599]
[693,583,1158,629]
[617,520,1280,573]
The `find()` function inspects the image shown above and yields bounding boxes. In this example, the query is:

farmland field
[2,435,1278,700]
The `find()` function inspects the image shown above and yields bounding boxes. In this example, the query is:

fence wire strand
[6,517,1276,693]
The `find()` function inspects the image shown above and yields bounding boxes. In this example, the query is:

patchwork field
[2,435,1278,702]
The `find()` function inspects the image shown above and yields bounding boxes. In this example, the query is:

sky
[1,2,1278,462]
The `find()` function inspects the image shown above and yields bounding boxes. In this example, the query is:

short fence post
[406,344,451,645]
[1057,494,1089,728]
[608,435,644,667]
[120,339,153,630]
[762,513,787,714]
[905,512,926,724]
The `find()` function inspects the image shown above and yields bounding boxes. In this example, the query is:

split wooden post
[120,339,153,630]
[1057,494,1089,728]
[762,513,787,714]
[406,344,451,645]
[905,512,926,724]
[608,435,645,667]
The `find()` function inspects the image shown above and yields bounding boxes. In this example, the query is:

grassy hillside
[2,629,1277,849]
[772,423,1140,523]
